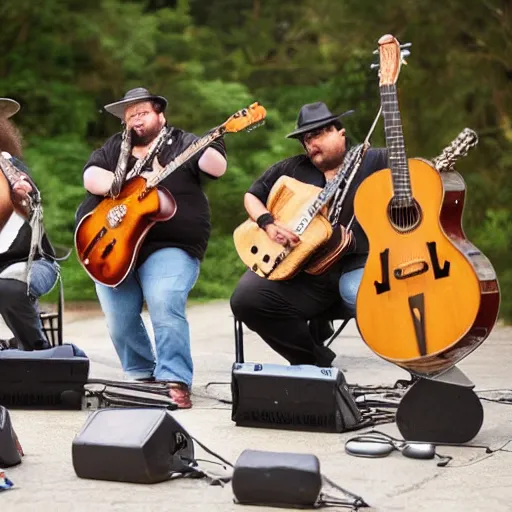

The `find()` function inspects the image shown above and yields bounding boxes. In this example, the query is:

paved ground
[1,301,512,511]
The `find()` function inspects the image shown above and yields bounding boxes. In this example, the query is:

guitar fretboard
[380,84,412,201]
[145,128,223,189]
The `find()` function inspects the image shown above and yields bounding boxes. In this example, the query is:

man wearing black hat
[230,102,387,367]
[76,87,227,408]
[0,97,58,351]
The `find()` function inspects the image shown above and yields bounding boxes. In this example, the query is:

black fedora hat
[286,102,354,139]
[0,97,21,119]
[104,87,168,119]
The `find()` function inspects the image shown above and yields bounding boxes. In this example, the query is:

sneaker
[166,382,192,409]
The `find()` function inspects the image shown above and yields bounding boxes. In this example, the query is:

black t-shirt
[75,128,226,265]
[248,147,388,272]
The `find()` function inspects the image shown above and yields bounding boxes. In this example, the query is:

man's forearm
[83,166,115,195]
[244,192,271,222]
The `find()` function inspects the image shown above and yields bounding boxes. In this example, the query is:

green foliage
[0,0,510,321]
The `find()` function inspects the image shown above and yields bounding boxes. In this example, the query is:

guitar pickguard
[408,293,427,356]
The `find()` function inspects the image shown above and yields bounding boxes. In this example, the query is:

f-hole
[427,242,450,279]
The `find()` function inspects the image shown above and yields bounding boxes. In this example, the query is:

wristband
[256,213,275,229]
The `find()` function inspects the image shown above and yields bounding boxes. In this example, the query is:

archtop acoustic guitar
[354,35,500,376]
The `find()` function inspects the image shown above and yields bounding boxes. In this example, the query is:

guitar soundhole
[388,198,422,233]
[251,246,258,254]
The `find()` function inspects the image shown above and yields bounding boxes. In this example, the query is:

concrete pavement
[1,301,512,511]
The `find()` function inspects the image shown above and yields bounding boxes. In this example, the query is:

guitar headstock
[371,34,411,86]
[222,102,267,133]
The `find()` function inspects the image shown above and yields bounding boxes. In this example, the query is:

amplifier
[0,344,89,410]
[231,362,361,433]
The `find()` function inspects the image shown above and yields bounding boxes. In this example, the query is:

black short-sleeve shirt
[248,147,388,272]
[75,128,226,265]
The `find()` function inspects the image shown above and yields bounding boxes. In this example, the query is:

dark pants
[0,279,50,351]
[230,269,341,366]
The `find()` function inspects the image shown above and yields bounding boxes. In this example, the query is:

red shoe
[167,383,192,409]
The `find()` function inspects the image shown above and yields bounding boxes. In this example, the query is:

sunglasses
[345,430,452,467]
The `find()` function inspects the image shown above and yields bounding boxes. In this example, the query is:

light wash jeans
[95,248,200,387]
[338,267,364,316]
[30,259,60,298]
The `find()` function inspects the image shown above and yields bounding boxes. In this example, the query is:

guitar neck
[147,127,224,187]
[290,145,363,235]
[380,84,412,201]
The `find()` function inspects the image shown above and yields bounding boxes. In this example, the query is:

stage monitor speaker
[72,408,194,484]
[232,450,322,507]
[0,406,23,468]
[0,345,89,410]
[231,362,361,433]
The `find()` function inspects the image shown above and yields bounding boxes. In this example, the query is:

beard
[130,124,162,146]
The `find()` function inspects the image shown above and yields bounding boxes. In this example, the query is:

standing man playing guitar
[76,87,227,408]
[230,102,387,367]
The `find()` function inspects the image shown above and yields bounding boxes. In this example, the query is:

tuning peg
[370,63,380,69]
[401,49,411,58]
[372,49,379,54]
[399,42,412,49]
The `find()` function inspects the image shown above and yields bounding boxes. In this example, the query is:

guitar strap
[109,125,171,198]
[328,106,382,228]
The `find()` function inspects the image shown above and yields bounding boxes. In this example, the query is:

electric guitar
[354,35,500,376]
[75,103,267,287]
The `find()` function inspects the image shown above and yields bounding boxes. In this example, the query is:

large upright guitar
[75,103,266,287]
[354,35,500,376]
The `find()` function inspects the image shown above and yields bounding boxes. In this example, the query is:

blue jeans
[338,267,364,317]
[95,248,200,387]
[30,259,60,298]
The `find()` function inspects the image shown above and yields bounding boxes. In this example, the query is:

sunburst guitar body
[354,34,500,376]
[234,176,334,280]
[75,177,171,287]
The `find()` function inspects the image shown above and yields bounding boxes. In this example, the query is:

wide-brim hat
[286,101,354,139]
[0,98,21,119]
[103,87,168,120]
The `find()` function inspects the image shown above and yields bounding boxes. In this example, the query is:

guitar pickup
[101,240,117,259]
[394,260,429,280]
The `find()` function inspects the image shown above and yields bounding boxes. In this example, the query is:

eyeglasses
[344,430,452,467]
[127,111,151,122]
[302,125,338,145]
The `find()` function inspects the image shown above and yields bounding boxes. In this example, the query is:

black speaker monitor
[231,362,362,433]
[72,408,194,484]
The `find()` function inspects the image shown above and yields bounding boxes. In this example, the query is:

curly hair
[0,118,23,158]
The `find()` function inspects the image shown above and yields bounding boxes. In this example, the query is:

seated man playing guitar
[75,88,227,408]
[0,97,59,351]
[230,102,387,366]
